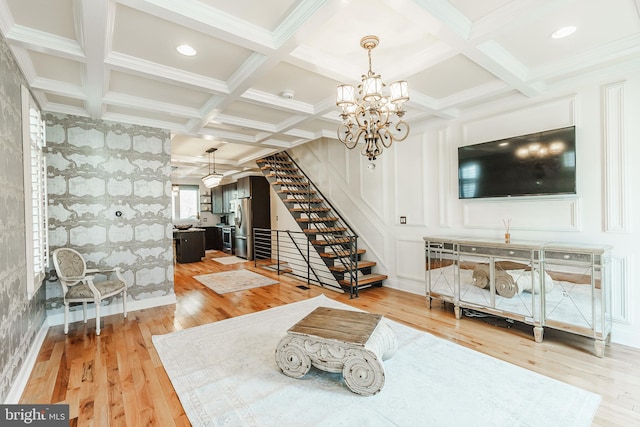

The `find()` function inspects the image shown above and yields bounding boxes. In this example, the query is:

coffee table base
[275,320,397,396]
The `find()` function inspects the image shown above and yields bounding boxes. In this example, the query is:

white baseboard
[46,293,177,327]
[4,320,49,404]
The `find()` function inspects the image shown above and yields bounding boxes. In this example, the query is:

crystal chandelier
[336,35,410,161]
[202,148,223,188]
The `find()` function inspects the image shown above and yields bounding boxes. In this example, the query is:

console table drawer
[459,245,533,259]
[544,251,594,264]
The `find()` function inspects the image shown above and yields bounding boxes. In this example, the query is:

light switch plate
[400,216,406,224]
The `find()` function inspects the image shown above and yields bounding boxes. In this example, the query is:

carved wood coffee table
[275,307,397,396]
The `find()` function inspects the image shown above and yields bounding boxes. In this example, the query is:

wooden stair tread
[311,237,352,245]
[260,165,297,171]
[290,207,331,213]
[303,226,347,233]
[278,189,315,194]
[283,198,323,203]
[320,249,365,258]
[274,181,309,186]
[296,216,338,223]
[339,274,388,287]
[266,173,304,179]
[329,261,377,272]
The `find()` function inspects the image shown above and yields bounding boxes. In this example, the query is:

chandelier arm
[392,120,410,142]
[338,124,365,150]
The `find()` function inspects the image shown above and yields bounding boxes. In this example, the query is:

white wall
[290,75,640,349]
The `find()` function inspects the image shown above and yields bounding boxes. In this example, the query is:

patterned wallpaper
[44,113,174,314]
[0,33,47,402]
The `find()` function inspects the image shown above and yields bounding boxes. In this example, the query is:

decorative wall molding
[601,81,628,233]
[437,128,452,228]
[462,197,580,231]
[394,238,427,283]
[610,256,628,324]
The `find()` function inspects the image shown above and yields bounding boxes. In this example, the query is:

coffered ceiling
[1,0,639,181]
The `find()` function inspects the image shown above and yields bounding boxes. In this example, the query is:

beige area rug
[210,256,246,265]
[153,295,601,427]
[193,269,278,294]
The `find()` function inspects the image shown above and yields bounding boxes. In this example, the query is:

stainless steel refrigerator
[234,177,271,260]
[234,197,251,259]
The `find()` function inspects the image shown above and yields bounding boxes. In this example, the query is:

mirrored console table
[424,236,612,357]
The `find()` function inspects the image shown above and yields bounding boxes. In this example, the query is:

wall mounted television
[458,126,576,199]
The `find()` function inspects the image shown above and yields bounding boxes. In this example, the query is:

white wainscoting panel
[395,133,426,226]
[462,197,580,231]
[437,128,452,228]
[610,256,628,323]
[462,96,576,145]
[395,238,427,284]
[602,82,628,233]
[359,154,385,221]
[327,137,349,184]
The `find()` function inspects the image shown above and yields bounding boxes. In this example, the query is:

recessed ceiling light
[176,44,197,56]
[551,26,577,39]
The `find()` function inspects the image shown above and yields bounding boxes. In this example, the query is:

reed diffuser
[503,218,511,244]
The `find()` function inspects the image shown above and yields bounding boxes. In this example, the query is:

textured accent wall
[44,113,174,315]
[0,33,47,402]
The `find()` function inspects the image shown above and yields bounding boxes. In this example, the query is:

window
[21,86,48,299]
[171,185,200,220]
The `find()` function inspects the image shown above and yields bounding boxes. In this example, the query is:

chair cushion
[66,280,126,299]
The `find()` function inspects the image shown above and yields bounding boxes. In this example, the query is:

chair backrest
[52,248,87,287]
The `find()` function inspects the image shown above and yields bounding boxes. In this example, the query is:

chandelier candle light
[202,147,223,188]
[336,35,410,161]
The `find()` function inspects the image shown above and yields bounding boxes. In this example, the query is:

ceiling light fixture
[551,26,577,39]
[336,35,410,162]
[202,148,223,188]
[176,44,197,56]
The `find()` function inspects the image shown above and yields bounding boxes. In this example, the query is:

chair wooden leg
[95,301,101,336]
[64,303,69,334]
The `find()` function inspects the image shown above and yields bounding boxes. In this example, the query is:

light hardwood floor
[20,252,640,426]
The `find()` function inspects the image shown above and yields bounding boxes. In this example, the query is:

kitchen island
[173,228,205,263]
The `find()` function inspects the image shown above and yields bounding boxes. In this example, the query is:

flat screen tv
[458,126,576,199]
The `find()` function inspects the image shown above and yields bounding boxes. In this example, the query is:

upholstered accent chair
[52,247,128,335]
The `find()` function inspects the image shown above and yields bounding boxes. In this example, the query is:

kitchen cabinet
[203,226,222,250]
[236,176,250,198]
[212,183,237,213]
[212,186,223,213]
[223,182,237,213]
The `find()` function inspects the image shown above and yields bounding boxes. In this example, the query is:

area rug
[193,270,278,294]
[152,295,600,427]
[210,256,246,265]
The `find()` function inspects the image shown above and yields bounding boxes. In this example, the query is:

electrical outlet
[400,216,406,224]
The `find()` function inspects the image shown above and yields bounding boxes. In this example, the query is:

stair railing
[253,228,345,292]
[266,152,360,296]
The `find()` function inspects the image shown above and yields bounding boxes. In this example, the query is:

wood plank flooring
[19,251,640,426]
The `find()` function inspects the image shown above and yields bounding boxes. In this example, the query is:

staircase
[257,152,387,297]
